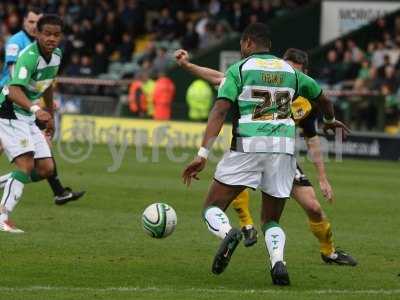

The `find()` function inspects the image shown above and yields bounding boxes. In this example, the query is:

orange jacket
[153,76,175,120]
[128,80,147,113]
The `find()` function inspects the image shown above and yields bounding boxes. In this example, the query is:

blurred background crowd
[0,0,314,78]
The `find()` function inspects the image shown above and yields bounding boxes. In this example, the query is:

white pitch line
[1,286,400,295]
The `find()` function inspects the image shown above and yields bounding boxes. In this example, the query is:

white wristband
[30,105,41,114]
[197,147,209,159]
[323,116,336,124]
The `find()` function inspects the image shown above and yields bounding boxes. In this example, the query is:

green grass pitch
[0,145,399,300]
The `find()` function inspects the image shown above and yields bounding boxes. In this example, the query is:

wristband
[323,116,336,124]
[30,105,41,114]
[197,147,209,159]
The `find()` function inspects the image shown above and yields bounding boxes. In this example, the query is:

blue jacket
[0,30,34,88]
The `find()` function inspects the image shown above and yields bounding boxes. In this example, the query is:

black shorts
[293,164,312,187]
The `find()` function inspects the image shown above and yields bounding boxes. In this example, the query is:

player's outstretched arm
[8,85,52,124]
[317,94,350,137]
[305,136,334,202]
[182,99,231,186]
[174,49,224,85]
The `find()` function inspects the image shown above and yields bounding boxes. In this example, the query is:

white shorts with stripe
[0,117,51,162]
[214,151,296,198]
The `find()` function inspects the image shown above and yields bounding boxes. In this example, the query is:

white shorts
[0,118,52,162]
[214,151,296,198]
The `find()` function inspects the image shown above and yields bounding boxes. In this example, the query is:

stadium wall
[59,115,400,161]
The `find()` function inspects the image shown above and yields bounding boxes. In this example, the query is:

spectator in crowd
[334,39,345,61]
[128,72,147,117]
[319,49,341,85]
[152,47,170,75]
[92,42,109,75]
[64,53,81,77]
[174,10,187,39]
[382,83,400,134]
[199,21,219,49]
[347,39,363,61]
[186,79,213,121]
[229,1,246,32]
[377,54,393,78]
[153,73,175,120]
[142,72,156,118]
[78,54,95,77]
[119,0,145,36]
[208,0,222,17]
[117,32,134,63]
[181,21,199,51]
[341,50,360,81]
[153,7,176,41]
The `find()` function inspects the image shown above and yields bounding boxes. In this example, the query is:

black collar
[35,42,52,64]
[22,29,35,42]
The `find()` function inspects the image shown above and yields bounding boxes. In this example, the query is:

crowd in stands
[317,16,400,132]
[0,0,315,80]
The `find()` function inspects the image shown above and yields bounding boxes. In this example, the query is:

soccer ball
[142,203,177,238]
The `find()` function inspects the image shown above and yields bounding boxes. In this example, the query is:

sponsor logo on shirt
[5,44,19,57]
[18,67,28,79]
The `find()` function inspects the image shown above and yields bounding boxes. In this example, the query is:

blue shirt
[0,30,34,88]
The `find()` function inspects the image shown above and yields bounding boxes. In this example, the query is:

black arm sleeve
[298,110,318,138]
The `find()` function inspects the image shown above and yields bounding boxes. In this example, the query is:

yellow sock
[232,189,254,228]
[309,219,335,256]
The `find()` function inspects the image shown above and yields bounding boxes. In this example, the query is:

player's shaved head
[241,23,272,50]
[240,23,271,58]
[283,48,309,71]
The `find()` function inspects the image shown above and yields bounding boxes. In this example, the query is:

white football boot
[0,219,24,233]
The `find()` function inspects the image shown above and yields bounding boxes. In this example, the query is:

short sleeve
[217,66,240,102]
[8,52,37,87]
[296,70,322,101]
[4,42,20,65]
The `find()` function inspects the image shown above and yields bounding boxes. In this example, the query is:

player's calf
[262,221,290,285]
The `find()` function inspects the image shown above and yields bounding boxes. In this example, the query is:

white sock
[0,177,24,217]
[204,206,232,239]
[0,173,11,189]
[265,225,286,268]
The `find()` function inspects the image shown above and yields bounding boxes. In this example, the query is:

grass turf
[0,145,399,300]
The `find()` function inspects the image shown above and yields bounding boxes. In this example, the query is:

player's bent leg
[292,185,357,266]
[261,192,290,286]
[231,189,257,247]
[49,157,86,205]
[203,180,246,275]
[36,126,85,204]
[0,153,35,233]
[34,157,55,179]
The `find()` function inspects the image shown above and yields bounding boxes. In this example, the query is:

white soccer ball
[142,203,177,238]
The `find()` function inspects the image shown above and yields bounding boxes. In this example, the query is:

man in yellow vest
[186,79,213,121]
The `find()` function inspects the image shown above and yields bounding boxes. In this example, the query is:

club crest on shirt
[20,139,29,148]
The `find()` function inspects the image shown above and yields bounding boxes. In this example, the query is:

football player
[176,47,357,266]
